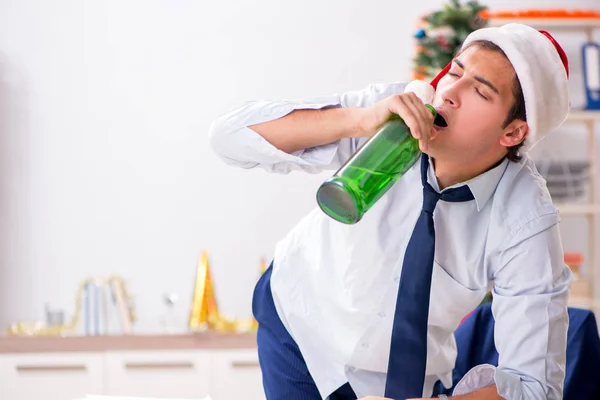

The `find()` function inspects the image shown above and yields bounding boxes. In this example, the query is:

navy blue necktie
[385,154,474,399]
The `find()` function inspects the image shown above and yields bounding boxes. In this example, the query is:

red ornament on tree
[436,36,450,50]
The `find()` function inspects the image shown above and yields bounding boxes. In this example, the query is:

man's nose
[441,86,460,108]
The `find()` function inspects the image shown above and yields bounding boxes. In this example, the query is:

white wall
[0,0,598,333]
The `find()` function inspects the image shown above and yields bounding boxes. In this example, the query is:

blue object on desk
[583,41,600,110]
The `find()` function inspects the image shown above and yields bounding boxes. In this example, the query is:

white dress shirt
[208,82,571,399]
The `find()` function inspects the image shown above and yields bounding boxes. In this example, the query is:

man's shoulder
[494,154,559,231]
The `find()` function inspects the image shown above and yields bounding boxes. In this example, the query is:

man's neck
[432,156,507,190]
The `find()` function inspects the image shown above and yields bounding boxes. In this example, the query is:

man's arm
[452,214,570,399]
[248,107,362,154]
[208,82,434,173]
[249,90,434,154]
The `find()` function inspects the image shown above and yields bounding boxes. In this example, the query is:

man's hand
[358,384,504,400]
[358,397,392,400]
[356,397,420,400]
[356,92,436,152]
[357,398,446,400]
[357,397,437,400]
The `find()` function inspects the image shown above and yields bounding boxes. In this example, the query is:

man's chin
[422,144,456,164]
[423,143,440,158]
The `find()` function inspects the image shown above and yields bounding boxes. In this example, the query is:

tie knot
[419,153,475,214]
[422,182,474,213]
[441,185,475,203]
[422,184,440,214]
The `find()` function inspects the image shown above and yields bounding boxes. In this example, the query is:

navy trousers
[253,264,600,399]
[252,264,357,399]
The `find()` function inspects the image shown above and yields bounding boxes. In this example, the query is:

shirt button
[345,366,356,372]
[378,311,386,319]
[394,276,400,283]
[362,342,369,349]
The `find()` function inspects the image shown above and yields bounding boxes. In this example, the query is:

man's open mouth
[434,113,448,128]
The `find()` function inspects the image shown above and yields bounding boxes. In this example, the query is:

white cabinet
[0,352,104,400]
[0,348,265,400]
[104,350,212,399]
[209,349,265,400]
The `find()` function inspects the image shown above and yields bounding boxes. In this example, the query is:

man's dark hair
[461,40,527,162]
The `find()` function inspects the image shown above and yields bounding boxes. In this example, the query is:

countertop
[0,332,257,354]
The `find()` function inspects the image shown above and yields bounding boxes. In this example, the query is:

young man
[209,23,571,400]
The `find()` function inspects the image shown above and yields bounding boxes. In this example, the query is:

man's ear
[499,120,529,148]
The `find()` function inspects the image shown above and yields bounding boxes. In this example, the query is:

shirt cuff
[452,364,496,396]
[493,367,525,400]
[453,364,528,399]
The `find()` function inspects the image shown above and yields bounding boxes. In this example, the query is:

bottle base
[316,179,362,224]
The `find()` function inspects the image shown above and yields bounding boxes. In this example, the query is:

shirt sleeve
[452,213,571,399]
[207,82,407,174]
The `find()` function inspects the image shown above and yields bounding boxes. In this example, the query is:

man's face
[428,45,522,165]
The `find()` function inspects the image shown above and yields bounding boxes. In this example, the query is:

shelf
[556,204,600,215]
[486,18,600,30]
[567,110,600,122]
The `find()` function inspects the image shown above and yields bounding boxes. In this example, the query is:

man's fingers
[404,96,429,142]
[408,93,435,138]
[385,93,435,153]
[392,96,421,140]
[400,94,432,151]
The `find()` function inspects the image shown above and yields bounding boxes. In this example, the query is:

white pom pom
[404,80,435,104]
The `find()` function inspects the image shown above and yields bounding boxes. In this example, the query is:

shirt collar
[427,157,509,212]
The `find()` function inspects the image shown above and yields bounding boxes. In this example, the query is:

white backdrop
[0,0,597,333]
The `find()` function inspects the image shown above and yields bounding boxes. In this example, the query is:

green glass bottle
[316,105,437,224]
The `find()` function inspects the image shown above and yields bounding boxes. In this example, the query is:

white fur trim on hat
[404,80,435,104]
[461,23,570,151]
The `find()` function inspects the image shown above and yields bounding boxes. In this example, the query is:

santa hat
[430,23,570,152]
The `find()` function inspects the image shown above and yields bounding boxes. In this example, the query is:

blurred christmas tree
[413,0,488,80]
